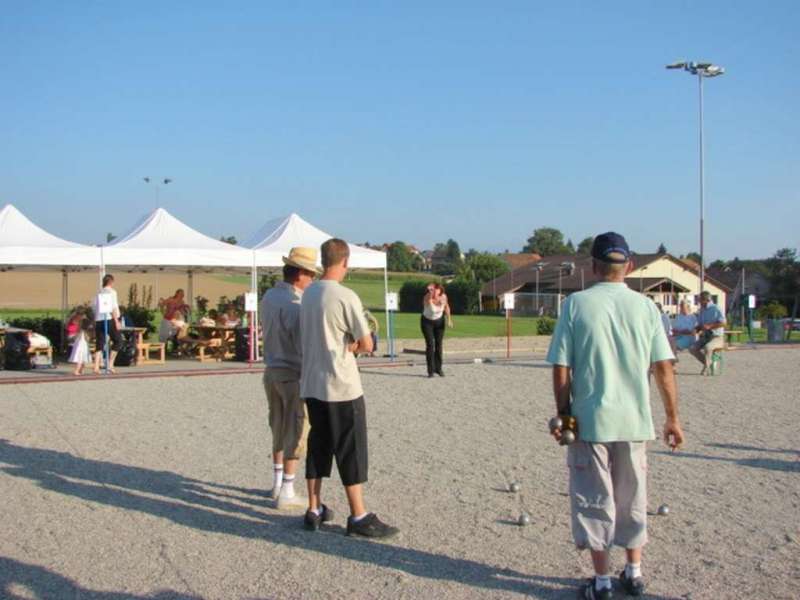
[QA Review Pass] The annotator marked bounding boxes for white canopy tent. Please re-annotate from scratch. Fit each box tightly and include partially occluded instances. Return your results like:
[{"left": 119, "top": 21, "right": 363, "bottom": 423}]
[
  {"left": 0, "top": 204, "right": 101, "bottom": 339},
  {"left": 244, "top": 213, "right": 387, "bottom": 269},
  {"left": 244, "top": 213, "right": 391, "bottom": 354},
  {"left": 102, "top": 207, "right": 257, "bottom": 312}
]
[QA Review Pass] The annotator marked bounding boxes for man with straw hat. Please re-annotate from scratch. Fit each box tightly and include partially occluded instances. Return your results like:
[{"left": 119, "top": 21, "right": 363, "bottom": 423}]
[{"left": 260, "top": 246, "right": 319, "bottom": 509}]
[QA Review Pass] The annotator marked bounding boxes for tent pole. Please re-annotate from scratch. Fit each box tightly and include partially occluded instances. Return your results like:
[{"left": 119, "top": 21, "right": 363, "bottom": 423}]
[
  {"left": 383, "top": 265, "right": 390, "bottom": 358},
  {"left": 61, "top": 269, "right": 68, "bottom": 352},
  {"left": 187, "top": 270, "right": 194, "bottom": 320},
  {"left": 250, "top": 251, "right": 257, "bottom": 363}
]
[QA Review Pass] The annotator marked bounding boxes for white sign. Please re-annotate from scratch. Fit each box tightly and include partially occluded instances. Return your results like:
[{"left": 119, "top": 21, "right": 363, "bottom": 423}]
[
  {"left": 244, "top": 292, "right": 258, "bottom": 312},
  {"left": 97, "top": 292, "right": 113, "bottom": 316},
  {"left": 748, "top": 294, "right": 756, "bottom": 309},
  {"left": 386, "top": 293, "right": 399, "bottom": 311},
  {"left": 503, "top": 293, "right": 515, "bottom": 311}
]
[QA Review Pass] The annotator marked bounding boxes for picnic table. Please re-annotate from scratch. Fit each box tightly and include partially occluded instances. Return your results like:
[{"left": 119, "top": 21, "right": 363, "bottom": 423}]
[{"left": 183, "top": 325, "right": 238, "bottom": 362}]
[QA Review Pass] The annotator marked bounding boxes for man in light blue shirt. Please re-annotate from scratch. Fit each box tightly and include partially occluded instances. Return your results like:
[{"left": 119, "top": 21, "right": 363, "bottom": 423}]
[
  {"left": 546, "top": 232, "right": 684, "bottom": 600},
  {"left": 689, "top": 291, "right": 726, "bottom": 375}
]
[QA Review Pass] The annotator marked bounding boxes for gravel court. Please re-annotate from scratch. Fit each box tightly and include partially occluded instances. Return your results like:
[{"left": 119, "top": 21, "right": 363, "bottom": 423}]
[{"left": 1, "top": 349, "right": 798, "bottom": 599}]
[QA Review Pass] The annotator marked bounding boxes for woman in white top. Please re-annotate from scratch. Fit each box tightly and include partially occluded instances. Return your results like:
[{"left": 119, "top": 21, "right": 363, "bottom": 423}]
[
  {"left": 421, "top": 283, "right": 453, "bottom": 377},
  {"left": 92, "top": 273, "right": 122, "bottom": 374}
]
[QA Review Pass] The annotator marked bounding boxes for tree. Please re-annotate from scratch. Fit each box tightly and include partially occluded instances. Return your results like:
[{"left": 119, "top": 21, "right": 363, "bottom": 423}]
[
  {"left": 386, "top": 241, "right": 416, "bottom": 272},
  {"left": 566, "top": 239, "right": 575, "bottom": 254},
  {"left": 220, "top": 235, "right": 238, "bottom": 245},
  {"left": 522, "top": 227, "right": 573, "bottom": 255},
  {"left": 106, "top": 232, "right": 116, "bottom": 243},
  {"left": 765, "top": 248, "right": 800, "bottom": 309},
  {"left": 464, "top": 253, "right": 510, "bottom": 285},
  {"left": 576, "top": 237, "right": 594, "bottom": 256},
  {"left": 709, "top": 259, "right": 727, "bottom": 270},
  {"left": 684, "top": 252, "right": 702, "bottom": 265},
  {"left": 657, "top": 242, "right": 668, "bottom": 254},
  {"left": 431, "top": 239, "right": 464, "bottom": 275}
]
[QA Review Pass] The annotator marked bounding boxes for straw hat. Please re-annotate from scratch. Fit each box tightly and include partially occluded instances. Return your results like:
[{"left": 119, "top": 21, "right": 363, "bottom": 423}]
[{"left": 282, "top": 247, "right": 320, "bottom": 273}]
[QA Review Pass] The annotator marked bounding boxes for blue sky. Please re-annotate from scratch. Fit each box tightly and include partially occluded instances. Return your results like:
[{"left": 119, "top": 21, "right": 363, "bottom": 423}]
[{"left": 2, "top": 1, "right": 798, "bottom": 260}]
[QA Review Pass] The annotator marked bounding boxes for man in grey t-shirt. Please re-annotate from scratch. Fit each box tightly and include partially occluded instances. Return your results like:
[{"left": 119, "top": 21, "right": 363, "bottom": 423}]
[{"left": 300, "top": 238, "right": 398, "bottom": 538}]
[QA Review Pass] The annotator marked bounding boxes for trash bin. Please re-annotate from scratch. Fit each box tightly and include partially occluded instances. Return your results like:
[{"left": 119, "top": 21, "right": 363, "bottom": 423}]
[{"left": 766, "top": 319, "right": 785, "bottom": 343}]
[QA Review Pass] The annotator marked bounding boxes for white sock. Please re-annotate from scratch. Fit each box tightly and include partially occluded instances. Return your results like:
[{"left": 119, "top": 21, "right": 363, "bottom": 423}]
[
  {"left": 280, "top": 475, "right": 295, "bottom": 498},
  {"left": 272, "top": 464, "right": 283, "bottom": 490},
  {"left": 625, "top": 562, "right": 642, "bottom": 579},
  {"left": 595, "top": 575, "right": 612, "bottom": 591},
  {"left": 351, "top": 512, "right": 369, "bottom": 522}
]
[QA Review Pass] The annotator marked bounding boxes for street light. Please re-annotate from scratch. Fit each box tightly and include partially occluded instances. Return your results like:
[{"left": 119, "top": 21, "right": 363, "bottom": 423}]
[
  {"left": 666, "top": 60, "right": 725, "bottom": 294},
  {"left": 143, "top": 177, "right": 173, "bottom": 207}
]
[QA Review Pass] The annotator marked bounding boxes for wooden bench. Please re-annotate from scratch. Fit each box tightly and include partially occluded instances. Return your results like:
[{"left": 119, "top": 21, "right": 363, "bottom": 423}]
[
  {"left": 724, "top": 330, "right": 743, "bottom": 345},
  {"left": 137, "top": 343, "right": 165, "bottom": 365}
]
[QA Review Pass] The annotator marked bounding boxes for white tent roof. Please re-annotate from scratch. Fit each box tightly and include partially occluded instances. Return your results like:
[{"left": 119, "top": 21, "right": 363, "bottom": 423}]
[
  {"left": 0, "top": 203, "right": 100, "bottom": 267},
  {"left": 245, "top": 213, "right": 386, "bottom": 269},
  {"left": 102, "top": 207, "right": 254, "bottom": 269}
]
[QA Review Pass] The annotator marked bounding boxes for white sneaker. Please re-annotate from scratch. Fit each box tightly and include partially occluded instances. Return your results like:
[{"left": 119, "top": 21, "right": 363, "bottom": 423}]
[
  {"left": 269, "top": 484, "right": 282, "bottom": 500},
  {"left": 276, "top": 493, "right": 307, "bottom": 510}
]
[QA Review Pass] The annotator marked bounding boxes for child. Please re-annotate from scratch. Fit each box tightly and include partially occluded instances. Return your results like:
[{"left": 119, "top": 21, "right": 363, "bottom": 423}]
[{"left": 69, "top": 317, "right": 93, "bottom": 376}]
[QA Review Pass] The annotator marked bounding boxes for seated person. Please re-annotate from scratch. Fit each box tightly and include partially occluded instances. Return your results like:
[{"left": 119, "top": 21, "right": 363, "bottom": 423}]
[
  {"left": 672, "top": 300, "right": 698, "bottom": 351},
  {"left": 219, "top": 305, "right": 241, "bottom": 328},
  {"left": 689, "top": 291, "right": 726, "bottom": 375},
  {"left": 158, "top": 289, "right": 190, "bottom": 343}
]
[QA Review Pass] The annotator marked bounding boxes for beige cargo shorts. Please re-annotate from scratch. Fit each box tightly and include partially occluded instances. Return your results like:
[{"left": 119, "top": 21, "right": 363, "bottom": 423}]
[
  {"left": 263, "top": 368, "right": 308, "bottom": 459},
  {"left": 567, "top": 441, "right": 648, "bottom": 551}
]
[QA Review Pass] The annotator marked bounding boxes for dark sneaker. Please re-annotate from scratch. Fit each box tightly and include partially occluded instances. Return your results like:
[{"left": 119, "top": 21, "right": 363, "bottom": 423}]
[
  {"left": 435, "top": 370, "right": 445, "bottom": 377},
  {"left": 619, "top": 569, "right": 645, "bottom": 596},
  {"left": 346, "top": 513, "right": 399, "bottom": 539},
  {"left": 303, "top": 504, "right": 334, "bottom": 531},
  {"left": 581, "top": 578, "right": 613, "bottom": 600}
]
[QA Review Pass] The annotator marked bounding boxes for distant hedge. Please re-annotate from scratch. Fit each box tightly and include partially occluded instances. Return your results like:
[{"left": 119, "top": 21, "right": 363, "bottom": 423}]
[
  {"left": 399, "top": 280, "right": 429, "bottom": 313},
  {"left": 398, "top": 279, "right": 481, "bottom": 315},
  {"left": 536, "top": 317, "right": 557, "bottom": 335}
]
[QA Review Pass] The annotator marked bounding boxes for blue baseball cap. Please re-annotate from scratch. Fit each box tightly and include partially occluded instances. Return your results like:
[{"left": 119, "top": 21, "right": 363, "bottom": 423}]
[{"left": 591, "top": 232, "right": 631, "bottom": 263}]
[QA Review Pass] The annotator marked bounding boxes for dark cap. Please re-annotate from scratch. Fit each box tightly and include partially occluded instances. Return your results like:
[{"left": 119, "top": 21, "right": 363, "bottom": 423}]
[{"left": 591, "top": 232, "right": 631, "bottom": 263}]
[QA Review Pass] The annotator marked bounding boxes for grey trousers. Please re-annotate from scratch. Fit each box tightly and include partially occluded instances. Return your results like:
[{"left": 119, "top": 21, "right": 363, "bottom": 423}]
[{"left": 568, "top": 441, "right": 648, "bottom": 551}]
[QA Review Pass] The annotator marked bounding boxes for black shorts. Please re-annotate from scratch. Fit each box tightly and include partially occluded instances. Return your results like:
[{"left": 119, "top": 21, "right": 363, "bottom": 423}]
[
  {"left": 94, "top": 320, "right": 121, "bottom": 353},
  {"left": 305, "top": 396, "right": 368, "bottom": 486}
]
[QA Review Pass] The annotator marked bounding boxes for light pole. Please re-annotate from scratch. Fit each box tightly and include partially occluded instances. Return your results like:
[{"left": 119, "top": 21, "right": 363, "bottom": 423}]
[
  {"left": 666, "top": 60, "right": 725, "bottom": 294},
  {"left": 143, "top": 177, "right": 173, "bottom": 208}
]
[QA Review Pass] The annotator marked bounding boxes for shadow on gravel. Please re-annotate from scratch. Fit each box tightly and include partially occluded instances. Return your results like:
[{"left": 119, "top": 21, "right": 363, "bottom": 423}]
[
  {"left": 706, "top": 442, "right": 800, "bottom": 456},
  {"left": 652, "top": 448, "right": 799, "bottom": 473},
  {"left": 0, "top": 439, "right": 603, "bottom": 598},
  {"left": 0, "top": 556, "right": 200, "bottom": 600},
  {"left": 358, "top": 369, "right": 430, "bottom": 379}
]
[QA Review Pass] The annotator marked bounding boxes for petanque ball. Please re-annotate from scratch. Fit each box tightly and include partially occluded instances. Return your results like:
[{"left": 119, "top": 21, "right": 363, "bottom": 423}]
[
  {"left": 509, "top": 482, "right": 520, "bottom": 493},
  {"left": 560, "top": 429, "right": 576, "bottom": 445},
  {"left": 657, "top": 504, "right": 670, "bottom": 516},
  {"left": 548, "top": 416, "right": 563, "bottom": 432},
  {"left": 518, "top": 513, "right": 530, "bottom": 526}
]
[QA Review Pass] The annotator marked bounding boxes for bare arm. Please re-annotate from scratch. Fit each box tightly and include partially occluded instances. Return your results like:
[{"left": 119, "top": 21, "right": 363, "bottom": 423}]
[
  {"left": 551, "top": 365, "right": 571, "bottom": 442},
  {"left": 652, "top": 360, "right": 685, "bottom": 450},
  {"left": 349, "top": 334, "right": 374, "bottom": 354}
]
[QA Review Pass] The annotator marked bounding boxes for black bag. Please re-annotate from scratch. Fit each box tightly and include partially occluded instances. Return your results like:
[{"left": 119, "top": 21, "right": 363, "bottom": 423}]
[
  {"left": 114, "top": 330, "right": 138, "bottom": 367},
  {"left": 4, "top": 332, "right": 32, "bottom": 371}
]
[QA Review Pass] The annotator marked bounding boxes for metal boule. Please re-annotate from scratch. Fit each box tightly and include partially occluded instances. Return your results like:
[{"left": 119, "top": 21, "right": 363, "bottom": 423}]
[
  {"left": 560, "top": 429, "right": 576, "bottom": 445},
  {"left": 657, "top": 504, "right": 670, "bottom": 516},
  {"left": 548, "top": 416, "right": 563, "bottom": 432},
  {"left": 518, "top": 513, "right": 530, "bottom": 526},
  {"left": 509, "top": 482, "right": 520, "bottom": 493}
]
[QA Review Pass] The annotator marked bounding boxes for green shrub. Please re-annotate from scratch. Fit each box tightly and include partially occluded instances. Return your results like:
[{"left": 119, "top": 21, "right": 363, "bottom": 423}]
[
  {"left": 122, "top": 305, "right": 157, "bottom": 335},
  {"left": 445, "top": 279, "right": 481, "bottom": 315},
  {"left": 536, "top": 317, "right": 557, "bottom": 335},
  {"left": 8, "top": 317, "right": 64, "bottom": 348},
  {"left": 756, "top": 301, "right": 788, "bottom": 320},
  {"left": 399, "top": 280, "right": 430, "bottom": 313}
]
